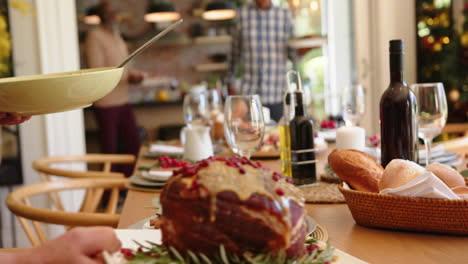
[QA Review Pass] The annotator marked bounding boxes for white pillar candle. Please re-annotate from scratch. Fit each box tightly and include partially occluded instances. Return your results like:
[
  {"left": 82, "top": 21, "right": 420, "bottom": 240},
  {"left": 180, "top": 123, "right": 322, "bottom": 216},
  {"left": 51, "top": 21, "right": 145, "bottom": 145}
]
[{"left": 336, "top": 126, "right": 366, "bottom": 151}]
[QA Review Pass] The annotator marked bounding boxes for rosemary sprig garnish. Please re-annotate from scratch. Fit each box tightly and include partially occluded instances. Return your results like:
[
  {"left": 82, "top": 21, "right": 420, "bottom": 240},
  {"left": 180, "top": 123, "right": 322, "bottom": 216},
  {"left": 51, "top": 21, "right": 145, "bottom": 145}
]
[{"left": 122, "top": 239, "right": 334, "bottom": 264}]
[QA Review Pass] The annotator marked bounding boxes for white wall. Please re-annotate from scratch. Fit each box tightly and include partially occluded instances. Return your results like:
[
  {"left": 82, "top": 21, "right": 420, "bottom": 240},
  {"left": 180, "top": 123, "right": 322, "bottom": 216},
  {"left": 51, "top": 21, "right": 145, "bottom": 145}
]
[
  {"left": 353, "top": 0, "right": 417, "bottom": 136},
  {"left": 1, "top": 0, "right": 85, "bottom": 247}
]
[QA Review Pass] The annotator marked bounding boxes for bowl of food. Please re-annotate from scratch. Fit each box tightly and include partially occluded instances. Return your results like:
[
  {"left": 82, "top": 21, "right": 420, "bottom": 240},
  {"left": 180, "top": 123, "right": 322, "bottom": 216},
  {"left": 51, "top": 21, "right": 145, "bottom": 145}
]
[
  {"left": 0, "top": 67, "right": 123, "bottom": 115},
  {"left": 329, "top": 149, "right": 468, "bottom": 235}
]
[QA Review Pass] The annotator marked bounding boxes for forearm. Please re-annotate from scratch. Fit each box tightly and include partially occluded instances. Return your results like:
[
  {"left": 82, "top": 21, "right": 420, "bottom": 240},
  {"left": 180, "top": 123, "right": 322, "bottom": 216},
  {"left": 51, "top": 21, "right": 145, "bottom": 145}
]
[{"left": 0, "top": 250, "right": 38, "bottom": 264}]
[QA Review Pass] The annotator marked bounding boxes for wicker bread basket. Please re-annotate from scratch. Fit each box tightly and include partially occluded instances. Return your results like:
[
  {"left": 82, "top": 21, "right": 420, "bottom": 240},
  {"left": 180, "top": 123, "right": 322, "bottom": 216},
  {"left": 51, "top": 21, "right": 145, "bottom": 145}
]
[{"left": 338, "top": 178, "right": 468, "bottom": 235}]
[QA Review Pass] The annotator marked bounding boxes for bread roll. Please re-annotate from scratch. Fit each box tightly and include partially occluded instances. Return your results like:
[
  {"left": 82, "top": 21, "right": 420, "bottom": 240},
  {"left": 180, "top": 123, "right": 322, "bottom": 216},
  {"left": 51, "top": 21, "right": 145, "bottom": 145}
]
[
  {"left": 426, "top": 162, "right": 465, "bottom": 188},
  {"left": 379, "top": 159, "right": 425, "bottom": 190},
  {"left": 328, "top": 149, "right": 383, "bottom": 193},
  {"left": 452, "top": 186, "right": 468, "bottom": 199}
]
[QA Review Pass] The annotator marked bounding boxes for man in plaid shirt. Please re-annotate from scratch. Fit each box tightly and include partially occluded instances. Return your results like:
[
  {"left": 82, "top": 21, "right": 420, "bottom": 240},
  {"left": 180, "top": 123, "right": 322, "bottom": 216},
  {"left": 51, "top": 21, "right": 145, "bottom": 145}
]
[{"left": 229, "top": 0, "right": 296, "bottom": 122}]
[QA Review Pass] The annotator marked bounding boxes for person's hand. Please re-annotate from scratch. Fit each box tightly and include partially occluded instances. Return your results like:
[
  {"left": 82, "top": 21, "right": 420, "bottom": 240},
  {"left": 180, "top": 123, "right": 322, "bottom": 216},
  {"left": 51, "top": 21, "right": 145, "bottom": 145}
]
[
  {"left": 0, "top": 112, "right": 31, "bottom": 125},
  {"left": 17, "top": 227, "right": 121, "bottom": 264}
]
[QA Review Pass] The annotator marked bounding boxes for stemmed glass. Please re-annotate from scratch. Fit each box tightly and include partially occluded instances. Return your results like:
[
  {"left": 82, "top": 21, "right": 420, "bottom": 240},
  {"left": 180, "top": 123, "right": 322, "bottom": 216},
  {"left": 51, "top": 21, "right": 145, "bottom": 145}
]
[
  {"left": 341, "top": 84, "right": 365, "bottom": 126},
  {"left": 183, "top": 91, "right": 209, "bottom": 126},
  {"left": 411, "top": 83, "right": 448, "bottom": 165},
  {"left": 224, "top": 95, "right": 265, "bottom": 159}
]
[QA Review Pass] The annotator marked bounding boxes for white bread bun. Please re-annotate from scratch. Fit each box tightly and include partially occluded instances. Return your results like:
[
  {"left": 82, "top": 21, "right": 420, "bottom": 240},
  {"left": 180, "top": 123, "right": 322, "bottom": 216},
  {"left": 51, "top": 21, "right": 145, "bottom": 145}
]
[
  {"left": 379, "top": 159, "right": 425, "bottom": 190},
  {"left": 452, "top": 186, "right": 468, "bottom": 199},
  {"left": 426, "top": 162, "right": 465, "bottom": 188}
]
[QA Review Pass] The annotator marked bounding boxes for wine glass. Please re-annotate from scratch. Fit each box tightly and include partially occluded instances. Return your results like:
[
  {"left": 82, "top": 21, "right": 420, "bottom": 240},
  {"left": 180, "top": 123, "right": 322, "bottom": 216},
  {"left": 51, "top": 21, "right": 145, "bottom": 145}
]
[
  {"left": 183, "top": 90, "right": 209, "bottom": 126},
  {"left": 341, "top": 84, "right": 365, "bottom": 126},
  {"left": 224, "top": 95, "right": 265, "bottom": 159},
  {"left": 411, "top": 83, "right": 448, "bottom": 165}
]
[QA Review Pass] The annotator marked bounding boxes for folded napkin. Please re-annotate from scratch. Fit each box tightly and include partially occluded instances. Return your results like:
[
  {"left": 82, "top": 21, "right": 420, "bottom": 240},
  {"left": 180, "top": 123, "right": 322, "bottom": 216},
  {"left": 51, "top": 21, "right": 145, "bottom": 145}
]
[
  {"left": 149, "top": 144, "right": 184, "bottom": 155},
  {"left": 380, "top": 172, "right": 460, "bottom": 199},
  {"left": 141, "top": 170, "right": 173, "bottom": 182},
  {"left": 418, "top": 144, "right": 445, "bottom": 159}
]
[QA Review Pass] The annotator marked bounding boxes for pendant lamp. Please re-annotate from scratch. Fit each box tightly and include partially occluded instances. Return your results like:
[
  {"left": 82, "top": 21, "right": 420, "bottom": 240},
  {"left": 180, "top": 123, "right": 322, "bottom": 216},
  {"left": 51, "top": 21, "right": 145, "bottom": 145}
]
[
  {"left": 83, "top": 5, "right": 101, "bottom": 25},
  {"left": 202, "top": 0, "right": 236, "bottom": 21},
  {"left": 145, "top": 1, "right": 181, "bottom": 23}
]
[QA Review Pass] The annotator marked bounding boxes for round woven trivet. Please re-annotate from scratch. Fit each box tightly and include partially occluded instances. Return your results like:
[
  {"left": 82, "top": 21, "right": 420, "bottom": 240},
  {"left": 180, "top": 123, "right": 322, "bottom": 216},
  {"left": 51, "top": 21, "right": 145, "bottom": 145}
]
[
  {"left": 300, "top": 182, "right": 345, "bottom": 203},
  {"left": 309, "top": 224, "right": 329, "bottom": 242}
]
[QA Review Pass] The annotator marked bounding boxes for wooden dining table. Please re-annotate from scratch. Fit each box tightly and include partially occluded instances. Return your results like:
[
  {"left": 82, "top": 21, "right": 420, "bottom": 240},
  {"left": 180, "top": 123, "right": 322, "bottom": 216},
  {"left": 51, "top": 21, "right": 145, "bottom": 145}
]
[{"left": 118, "top": 136, "right": 468, "bottom": 264}]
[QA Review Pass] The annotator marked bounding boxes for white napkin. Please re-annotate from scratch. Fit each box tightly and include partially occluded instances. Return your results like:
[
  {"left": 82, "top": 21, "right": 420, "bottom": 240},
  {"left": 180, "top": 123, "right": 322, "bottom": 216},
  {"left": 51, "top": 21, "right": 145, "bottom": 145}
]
[
  {"left": 149, "top": 144, "right": 184, "bottom": 154},
  {"left": 380, "top": 172, "right": 460, "bottom": 200},
  {"left": 115, "top": 229, "right": 162, "bottom": 250},
  {"left": 141, "top": 170, "right": 173, "bottom": 181},
  {"left": 418, "top": 144, "right": 445, "bottom": 159}
]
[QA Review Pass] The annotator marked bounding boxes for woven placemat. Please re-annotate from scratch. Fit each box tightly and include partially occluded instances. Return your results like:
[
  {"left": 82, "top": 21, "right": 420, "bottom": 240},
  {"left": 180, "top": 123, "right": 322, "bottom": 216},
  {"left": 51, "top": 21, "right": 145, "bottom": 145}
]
[{"left": 300, "top": 182, "right": 345, "bottom": 204}]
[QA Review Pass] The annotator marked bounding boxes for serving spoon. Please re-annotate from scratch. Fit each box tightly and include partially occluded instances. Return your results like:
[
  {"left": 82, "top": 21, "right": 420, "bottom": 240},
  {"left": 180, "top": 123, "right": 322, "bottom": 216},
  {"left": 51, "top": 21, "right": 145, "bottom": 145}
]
[{"left": 118, "top": 18, "right": 183, "bottom": 68}]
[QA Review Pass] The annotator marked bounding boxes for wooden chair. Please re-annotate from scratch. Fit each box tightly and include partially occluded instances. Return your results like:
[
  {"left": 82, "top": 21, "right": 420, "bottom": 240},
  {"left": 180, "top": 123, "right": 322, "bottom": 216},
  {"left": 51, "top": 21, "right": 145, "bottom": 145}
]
[
  {"left": 33, "top": 154, "right": 136, "bottom": 180},
  {"left": 33, "top": 154, "right": 135, "bottom": 214},
  {"left": 6, "top": 178, "right": 128, "bottom": 247}
]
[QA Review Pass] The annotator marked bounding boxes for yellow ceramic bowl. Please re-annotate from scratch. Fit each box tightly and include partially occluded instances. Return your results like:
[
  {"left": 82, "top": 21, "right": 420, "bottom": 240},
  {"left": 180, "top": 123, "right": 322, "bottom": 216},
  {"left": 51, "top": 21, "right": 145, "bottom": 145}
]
[{"left": 0, "top": 67, "right": 123, "bottom": 115}]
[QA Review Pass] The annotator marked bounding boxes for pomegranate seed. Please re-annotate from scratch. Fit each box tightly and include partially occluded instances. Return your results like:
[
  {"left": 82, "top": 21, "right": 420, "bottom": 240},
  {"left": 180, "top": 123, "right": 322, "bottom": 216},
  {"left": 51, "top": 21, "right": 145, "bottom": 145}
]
[
  {"left": 161, "top": 163, "right": 169, "bottom": 169},
  {"left": 275, "top": 188, "right": 285, "bottom": 196},
  {"left": 171, "top": 158, "right": 178, "bottom": 164},
  {"left": 120, "top": 248, "right": 135, "bottom": 258},
  {"left": 190, "top": 179, "right": 200, "bottom": 190},
  {"left": 255, "top": 161, "right": 262, "bottom": 168},
  {"left": 273, "top": 172, "right": 283, "bottom": 180},
  {"left": 286, "top": 178, "right": 294, "bottom": 184},
  {"left": 239, "top": 167, "right": 246, "bottom": 174},
  {"left": 306, "top": 243, "right": 319, "bottom": 254},
  {"left": 199, "top": 160, "right": 209, "bottom": 168}
]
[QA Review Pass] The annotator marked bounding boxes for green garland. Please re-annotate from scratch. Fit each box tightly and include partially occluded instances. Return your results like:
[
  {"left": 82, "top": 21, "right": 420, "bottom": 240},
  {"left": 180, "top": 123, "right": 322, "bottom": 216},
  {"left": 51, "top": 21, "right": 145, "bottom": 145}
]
[{"left": 123, "top": 239, "right": 334, "bottom": 264}]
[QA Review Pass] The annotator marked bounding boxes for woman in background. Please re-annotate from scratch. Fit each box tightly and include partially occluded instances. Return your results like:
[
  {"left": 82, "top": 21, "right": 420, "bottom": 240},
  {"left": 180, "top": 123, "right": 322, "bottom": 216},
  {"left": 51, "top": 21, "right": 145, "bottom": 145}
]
[{"left": 85, "top": 0, "right": 145, "bottom": 176}]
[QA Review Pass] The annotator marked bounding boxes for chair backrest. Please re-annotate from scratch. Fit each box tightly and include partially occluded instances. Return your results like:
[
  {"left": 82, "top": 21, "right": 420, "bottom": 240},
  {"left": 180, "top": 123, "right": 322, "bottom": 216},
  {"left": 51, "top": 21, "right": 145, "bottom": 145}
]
[
  {"left": 33, "top": 154, "right": 135, "bottom": 179},
  {"left": 33, "top": 154, "right": 135, "bottom": 215},
  {"left": 6, "top": 178, "right": 128, "bottom": 247}
]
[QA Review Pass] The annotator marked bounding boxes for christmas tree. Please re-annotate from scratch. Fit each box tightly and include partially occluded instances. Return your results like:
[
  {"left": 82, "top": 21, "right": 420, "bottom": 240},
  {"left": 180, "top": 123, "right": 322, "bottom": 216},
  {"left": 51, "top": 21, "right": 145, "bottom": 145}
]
[{"left": 416, "top": 0, "right": 468, "bottom": 123}]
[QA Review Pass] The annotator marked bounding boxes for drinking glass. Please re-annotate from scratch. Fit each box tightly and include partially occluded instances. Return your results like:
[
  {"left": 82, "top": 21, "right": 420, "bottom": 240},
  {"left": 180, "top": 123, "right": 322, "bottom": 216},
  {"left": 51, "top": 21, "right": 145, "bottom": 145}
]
[
  {"left": 411, "top": 83, "right": 448, "bottom": 165},
  {"left": 341, "top": 84, "right": 365, "bottom": 126},
  {"left": 183, "top": 91, "right": 209, "bottom": 126},
  {"left": 224, "top": 95, "right": 265, "bottom": 158}
]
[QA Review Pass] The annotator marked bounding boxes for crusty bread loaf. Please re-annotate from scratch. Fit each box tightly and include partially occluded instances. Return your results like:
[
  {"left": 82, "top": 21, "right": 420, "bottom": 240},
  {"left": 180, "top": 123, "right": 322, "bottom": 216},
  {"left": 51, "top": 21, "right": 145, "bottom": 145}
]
[
  {"left": 452, "top": 186, "right": 468, "bottom": 199},
  {"left": 328, "top": 149, "right": 383, "bottom": 193},
  {"left": 426, "top": 162, "right": 465, "bottom": 188},
  {"left": 379, "top": 159, "right": 425, "bottom": 190}
]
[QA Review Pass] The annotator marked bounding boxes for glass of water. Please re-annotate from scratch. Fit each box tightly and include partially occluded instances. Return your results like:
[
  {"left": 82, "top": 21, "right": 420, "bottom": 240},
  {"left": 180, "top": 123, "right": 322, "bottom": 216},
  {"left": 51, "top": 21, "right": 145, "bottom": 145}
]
[
  {"left": 341, "top": 84, "right": 365, "bottom": 127},
  {"left": 224, "top": 95, "right": 265, "bottom": 159},
  {"left": 411, "top": 82, "right": 448, "bottom": 165}
]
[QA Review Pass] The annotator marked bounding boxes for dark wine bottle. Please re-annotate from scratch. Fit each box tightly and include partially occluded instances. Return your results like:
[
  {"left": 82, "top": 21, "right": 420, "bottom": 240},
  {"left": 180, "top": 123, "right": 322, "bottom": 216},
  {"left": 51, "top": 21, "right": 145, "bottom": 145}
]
[
  {"left": 289, "top": 86, "right": 316, "bottom": 185},
  {"left": 380, "top": 39, "right": 418, "bottom": 168}
]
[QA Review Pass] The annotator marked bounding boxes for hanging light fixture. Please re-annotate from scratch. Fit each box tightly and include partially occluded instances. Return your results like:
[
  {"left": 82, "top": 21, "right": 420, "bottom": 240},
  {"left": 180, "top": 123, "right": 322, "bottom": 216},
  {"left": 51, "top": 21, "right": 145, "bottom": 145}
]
[
  {"left": 83, "top": 5, "right": 101, "bottom": 25},
  {"left": 202, "top": 0, "right": 236, "bottom": 21},
  {"left": 144, "top": 1, "right": 181, "bottom": 23}
]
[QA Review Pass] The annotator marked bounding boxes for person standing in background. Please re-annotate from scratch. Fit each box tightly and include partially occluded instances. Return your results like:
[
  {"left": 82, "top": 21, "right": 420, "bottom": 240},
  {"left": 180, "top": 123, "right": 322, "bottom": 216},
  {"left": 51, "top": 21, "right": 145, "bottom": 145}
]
[
  {"left": 229, "top": 0, "right": 296, "bottom": 122},
  {"left": 85, "top": 0, "right": 144, "bottom": 176}
]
